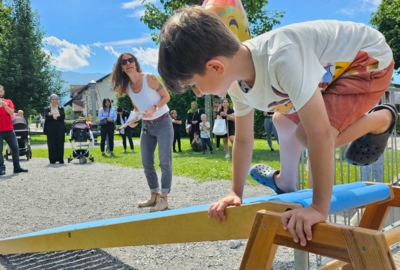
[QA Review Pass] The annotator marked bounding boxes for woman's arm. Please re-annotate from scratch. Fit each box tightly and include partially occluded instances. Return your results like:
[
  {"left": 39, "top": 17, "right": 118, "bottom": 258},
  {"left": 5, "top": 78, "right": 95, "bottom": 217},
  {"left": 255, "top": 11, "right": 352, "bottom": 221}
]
[
  {"left": 98, "top": 108, "right": 105, "bottom": 120},
  {"left": 58, "top": 106, "right": 66, "bottom": 121},
  {"left": 110, "top": 108, "right": 117, "bottom": 121},
  {"left": 144, "top": 74, "right": 170, "bottom": 118},
  {"left": 227, "top": 109, "right": 235, "bottom": 121},
  {"left": 44, "top": 107, "right": 53, "bottom": 121}
]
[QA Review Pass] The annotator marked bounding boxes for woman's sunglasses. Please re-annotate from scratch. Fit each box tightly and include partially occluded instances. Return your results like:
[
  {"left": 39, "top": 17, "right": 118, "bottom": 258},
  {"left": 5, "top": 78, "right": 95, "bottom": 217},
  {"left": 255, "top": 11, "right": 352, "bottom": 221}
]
[{"left": 121, "top": 57, "right": 135, "bottom": 66}]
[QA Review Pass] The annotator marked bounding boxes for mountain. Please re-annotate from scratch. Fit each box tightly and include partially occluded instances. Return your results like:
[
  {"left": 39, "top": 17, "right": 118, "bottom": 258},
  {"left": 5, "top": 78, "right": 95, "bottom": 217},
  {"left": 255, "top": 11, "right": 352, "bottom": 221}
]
[{"left": 61, "top": 71, "right": 107, "bottom": 85}]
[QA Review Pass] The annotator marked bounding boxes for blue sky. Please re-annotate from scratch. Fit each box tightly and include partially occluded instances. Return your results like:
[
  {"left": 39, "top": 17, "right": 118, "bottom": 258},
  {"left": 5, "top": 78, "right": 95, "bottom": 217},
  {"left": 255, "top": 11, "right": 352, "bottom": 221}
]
[{"left": 30, "top": 0, "right": 398, "bottom": 82}]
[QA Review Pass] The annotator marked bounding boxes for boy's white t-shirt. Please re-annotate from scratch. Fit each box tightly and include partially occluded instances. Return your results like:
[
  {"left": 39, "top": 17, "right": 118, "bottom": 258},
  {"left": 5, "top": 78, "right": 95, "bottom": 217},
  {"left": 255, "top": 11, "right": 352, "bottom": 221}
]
[
  {"left": 199, "top": 121, "right": 211, "bottom": 138},
  {"left": 228, "top": 20, "right": 393, "bottom": 117}
]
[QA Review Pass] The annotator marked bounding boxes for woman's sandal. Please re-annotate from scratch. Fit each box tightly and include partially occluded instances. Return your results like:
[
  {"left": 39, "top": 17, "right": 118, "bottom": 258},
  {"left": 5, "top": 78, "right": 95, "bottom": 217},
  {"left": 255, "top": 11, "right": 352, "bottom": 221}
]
[
  {"left": 249, "top": 164, "right": 286, "bottom": 194},
  {"left": 345, "top": 103, "right": 398, "bottom": 166}
]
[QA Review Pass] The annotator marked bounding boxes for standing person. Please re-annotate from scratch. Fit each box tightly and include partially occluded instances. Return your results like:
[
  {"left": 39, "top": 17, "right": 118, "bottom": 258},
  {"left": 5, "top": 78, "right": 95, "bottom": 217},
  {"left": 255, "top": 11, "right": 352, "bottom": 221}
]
[
  {"left": 199, "top": 114, "right": 214, "bottom": 154},
  {"left": 111, "top": 52, "right": 173, "bottom": 212},
  {"left": 263, "top": 111, "right": 279, "bottom": 151},
  {"left": 217, "top": 98, "right": 235, "bottom": 158},
  {"left": 98, "top": 98, "right": 117, "bottom": 157},
  {"left": 213, "top": 99, "right": 222, "bottom": 150},
  {"left": 43, "top": 94, "right": 66, "bottom": 164},
  {"left": 170, "top": 110, "right": 182, "bottom": 152},
  {"left": 0, "top": 85, "right": 28, "bottom": 175},
  {"left": 186, "top": 101, "right": 202, "bottom": 144},
  {"left": 116, "top": 106, "right": 135, "bottom": 153},
  {"left": 158, "top": 7, "right": 397, "bottom": 246}
]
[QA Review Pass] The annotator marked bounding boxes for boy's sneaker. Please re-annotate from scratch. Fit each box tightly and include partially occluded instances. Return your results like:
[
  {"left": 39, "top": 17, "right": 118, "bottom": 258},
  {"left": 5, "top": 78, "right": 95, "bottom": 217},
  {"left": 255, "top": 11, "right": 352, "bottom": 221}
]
[{"left": 225, "top": 154, "right": 230, "bottom": 158}]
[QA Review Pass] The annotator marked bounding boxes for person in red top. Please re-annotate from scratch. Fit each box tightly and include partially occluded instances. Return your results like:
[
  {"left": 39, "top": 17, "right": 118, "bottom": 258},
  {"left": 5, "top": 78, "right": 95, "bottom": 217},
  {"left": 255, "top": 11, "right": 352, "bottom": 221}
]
[{"left": 0, "top": 85, "right": 28, "bottom": 175}]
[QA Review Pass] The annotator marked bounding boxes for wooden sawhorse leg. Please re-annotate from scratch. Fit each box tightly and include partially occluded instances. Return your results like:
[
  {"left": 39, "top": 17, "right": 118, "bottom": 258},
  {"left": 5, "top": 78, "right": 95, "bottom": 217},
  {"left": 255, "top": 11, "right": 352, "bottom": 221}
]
[{"left": 240, "top": 210, "right": 396, "bottom": 270}]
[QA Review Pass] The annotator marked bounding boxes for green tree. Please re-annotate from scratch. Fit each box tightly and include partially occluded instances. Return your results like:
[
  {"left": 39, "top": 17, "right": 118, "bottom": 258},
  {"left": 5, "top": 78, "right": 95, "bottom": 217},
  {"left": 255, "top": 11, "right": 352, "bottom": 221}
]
[
  {"left": 0, "top": 0, "right": 63, "bottom": 117},
  {"left": 370, "top": 0, "right": 400, "bottom": 73},
  {"left": 141, "top": 0, "right": 285, "bottom": 42}
]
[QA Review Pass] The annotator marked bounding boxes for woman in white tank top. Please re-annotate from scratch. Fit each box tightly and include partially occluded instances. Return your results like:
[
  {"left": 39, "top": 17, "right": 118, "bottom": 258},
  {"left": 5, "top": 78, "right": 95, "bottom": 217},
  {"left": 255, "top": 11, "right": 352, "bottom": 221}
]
[{"left": 110, "top": 53, "right": 174, "bottom": 213}]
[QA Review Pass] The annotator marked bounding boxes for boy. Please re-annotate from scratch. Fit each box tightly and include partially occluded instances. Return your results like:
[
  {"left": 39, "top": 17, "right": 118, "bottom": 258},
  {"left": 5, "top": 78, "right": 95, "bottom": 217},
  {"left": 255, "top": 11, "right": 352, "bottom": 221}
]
[
  {"left": 191, "top": 132, "right": 202, "bottom": 152},
  {"left": 199, "top": 113, "right": 214, "bottom": 154},
  {"left": 158, "top": 6, "right": 397, "bottom": 246}
]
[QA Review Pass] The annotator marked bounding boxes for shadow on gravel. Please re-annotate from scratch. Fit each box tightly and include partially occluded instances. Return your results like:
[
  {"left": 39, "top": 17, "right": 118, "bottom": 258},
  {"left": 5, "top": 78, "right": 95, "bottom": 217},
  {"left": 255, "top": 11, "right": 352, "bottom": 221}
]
[{"left": 0, "top": 249, "right": 136, "bottom": 270}]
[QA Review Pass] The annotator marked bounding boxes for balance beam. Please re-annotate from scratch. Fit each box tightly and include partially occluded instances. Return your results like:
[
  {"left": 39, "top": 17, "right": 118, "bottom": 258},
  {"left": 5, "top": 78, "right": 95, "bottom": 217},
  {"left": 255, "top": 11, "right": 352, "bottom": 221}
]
[{"left": 0, "top": 182, "right": 393, "bottom": 256}]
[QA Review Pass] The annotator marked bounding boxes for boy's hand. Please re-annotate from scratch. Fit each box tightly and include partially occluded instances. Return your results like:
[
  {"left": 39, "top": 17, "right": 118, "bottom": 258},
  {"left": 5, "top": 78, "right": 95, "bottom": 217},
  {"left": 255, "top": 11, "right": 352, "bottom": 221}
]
[
  {"left": 281, "top": 205, "right": 326, "bottom": 247},
  {"left": 208, "top": 193, "right": 242, "bottom": 222}
]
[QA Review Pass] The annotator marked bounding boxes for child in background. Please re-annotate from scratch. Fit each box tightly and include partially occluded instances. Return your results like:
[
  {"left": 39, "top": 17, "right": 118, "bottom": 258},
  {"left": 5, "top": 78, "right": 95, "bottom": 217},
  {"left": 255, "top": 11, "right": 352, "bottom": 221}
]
[
  {"left": 191, "top": 132, "right": 202, "bottom": 152},
  {"left": 170, "top": 110, "right": 182, "bottom": 152},
  {"left": 199, "top": 113, "right": 214, "bottom": 154}
]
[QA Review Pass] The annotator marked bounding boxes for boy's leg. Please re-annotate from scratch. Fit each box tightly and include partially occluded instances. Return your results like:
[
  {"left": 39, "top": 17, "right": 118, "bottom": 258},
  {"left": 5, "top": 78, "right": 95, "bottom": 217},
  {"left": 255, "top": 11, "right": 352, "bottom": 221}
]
[
  {"left": 272, "top": 113, "right": 302, "bottom": 192},
  {"left": 201, "top": 138, "right": 206, "bottom": 153}
]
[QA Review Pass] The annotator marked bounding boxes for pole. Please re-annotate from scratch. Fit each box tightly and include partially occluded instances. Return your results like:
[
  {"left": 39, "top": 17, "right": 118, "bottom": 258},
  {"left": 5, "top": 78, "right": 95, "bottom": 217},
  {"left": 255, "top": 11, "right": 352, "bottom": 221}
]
[
  {"left": 89, "top": 80, "right": 97, "bottom": 123},
  {"left": 205, "top": 95, "right": 212, "bottom": 142}
]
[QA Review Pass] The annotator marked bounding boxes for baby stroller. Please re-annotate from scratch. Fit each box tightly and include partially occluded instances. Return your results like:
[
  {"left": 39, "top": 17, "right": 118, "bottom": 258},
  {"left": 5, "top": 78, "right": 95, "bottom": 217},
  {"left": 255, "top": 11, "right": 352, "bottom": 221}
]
[
  {"left": 5, "top": 116, "right": 32, "bottom": 161},
  {"left": 68, "top": 120, "right": 94, "bottom": 164}
]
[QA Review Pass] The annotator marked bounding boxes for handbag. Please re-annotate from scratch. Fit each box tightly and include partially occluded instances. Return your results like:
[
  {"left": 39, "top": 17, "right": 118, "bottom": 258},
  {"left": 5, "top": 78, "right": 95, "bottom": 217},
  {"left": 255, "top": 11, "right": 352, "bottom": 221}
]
[
  {"left": 185, "top": 120, "right": 192, "bottom": 134},
  {"left": 100, "top": 118, "right": 108, "bottom": 125},
  {"left": 213, "top": 118, "right": 227, "bottom": 136},
  {"left": 186, "top": 112, "right": 195, "bottom": 134}
]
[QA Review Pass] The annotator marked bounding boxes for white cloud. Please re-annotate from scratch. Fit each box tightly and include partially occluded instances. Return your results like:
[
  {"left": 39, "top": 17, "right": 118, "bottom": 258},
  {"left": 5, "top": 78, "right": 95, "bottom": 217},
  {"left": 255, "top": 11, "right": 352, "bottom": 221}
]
[
  {"left": 339, "top": 0, "right": 382, "bottom": 16},
  {"left": 362, "top": 0, "right": 382, "bottom": 11},
  {"left": 132, "top": 47, "right": 159, "bottom": 69},
  {"left": 93, "top": 35, "right": 151, "bottom": 48},
  {"left": 104, "top": 46, "right": 120, "bottom": 57},
  {"left": 339, "top": 8, "right": 355, "bottom": 16},
  {"left": 128, "top": 9, "right": 145, "bottom": 18},
  {"left": 121, "top": 0, "right": 157, "bottom": 10},
  {"left": 43, "top": 36, "right": 91, "bottom": 70}
]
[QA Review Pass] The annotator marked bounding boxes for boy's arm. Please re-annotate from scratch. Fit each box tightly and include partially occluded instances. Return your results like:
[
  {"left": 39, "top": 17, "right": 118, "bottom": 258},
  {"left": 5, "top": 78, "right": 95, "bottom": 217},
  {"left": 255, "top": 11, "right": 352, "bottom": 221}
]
[
  {"left": 208, "top": 109, "right": 254, "bottom": 221},
  {"left": 282, "top": 89, "right": 334, "bottom": 246}
]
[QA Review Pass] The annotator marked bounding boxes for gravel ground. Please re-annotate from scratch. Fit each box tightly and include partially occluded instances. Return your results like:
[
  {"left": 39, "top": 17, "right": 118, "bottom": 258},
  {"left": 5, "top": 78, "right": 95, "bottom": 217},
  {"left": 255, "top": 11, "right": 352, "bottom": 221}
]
[{"left": 0, "top": 156, "right": 296, "bottom": 270}]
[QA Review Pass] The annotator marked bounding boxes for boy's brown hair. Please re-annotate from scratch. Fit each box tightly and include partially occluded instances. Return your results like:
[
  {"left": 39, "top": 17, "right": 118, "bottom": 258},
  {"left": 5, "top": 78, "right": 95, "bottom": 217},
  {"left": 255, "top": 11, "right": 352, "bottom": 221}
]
[{"left": 158, "top": 6, "right": 241, "bottom": 94}]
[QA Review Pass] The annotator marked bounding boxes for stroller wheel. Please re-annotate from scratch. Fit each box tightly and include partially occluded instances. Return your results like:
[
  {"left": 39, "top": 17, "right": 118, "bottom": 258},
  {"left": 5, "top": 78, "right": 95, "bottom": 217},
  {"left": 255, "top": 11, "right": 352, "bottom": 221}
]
[{"left": 79, "top": 157, "right": 87, "bottom": 164}]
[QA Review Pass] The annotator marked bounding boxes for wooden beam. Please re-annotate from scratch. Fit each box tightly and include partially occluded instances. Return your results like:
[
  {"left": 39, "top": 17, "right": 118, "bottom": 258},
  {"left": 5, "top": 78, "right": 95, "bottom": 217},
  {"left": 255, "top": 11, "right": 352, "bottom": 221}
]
[{"left": 0, "top": 201, "right": 301, "bottom": 255}]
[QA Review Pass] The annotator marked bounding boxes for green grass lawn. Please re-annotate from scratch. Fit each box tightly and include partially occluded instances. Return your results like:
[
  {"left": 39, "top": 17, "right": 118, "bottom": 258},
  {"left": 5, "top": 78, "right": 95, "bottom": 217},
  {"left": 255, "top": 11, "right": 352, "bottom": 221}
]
[{"left": 25, "top": 135, "right": 400, "bottom": 186}]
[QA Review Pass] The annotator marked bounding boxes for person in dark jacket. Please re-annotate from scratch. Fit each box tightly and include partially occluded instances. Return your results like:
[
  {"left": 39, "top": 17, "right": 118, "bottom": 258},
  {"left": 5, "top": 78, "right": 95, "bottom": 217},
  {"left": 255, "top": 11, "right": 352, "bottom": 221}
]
[
  {"left": 186, "top": 101, "right": 202, "bottom": 145},
  {"left": 116, "top": 106, "right": 135, "bottom": 153},
  {"left": 43, "top": 94, "right": 66, "bottom": 164}
]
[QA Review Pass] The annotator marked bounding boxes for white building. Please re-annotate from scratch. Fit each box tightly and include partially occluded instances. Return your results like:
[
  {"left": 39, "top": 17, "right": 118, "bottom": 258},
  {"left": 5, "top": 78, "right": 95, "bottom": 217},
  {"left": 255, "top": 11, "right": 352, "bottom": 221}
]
[{"left": 64, "top": 74, "right": 116, "bottom": 121}]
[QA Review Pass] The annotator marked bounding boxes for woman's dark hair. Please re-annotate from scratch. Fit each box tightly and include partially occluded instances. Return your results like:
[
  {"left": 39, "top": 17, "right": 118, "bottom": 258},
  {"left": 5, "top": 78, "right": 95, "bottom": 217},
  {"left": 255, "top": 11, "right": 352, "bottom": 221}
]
[
  {"left": 102, "top": 98, "right": 112, "bottom": 110},
  {"left": 110, "top": 53, "right": 142, "bottom": 98}
]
